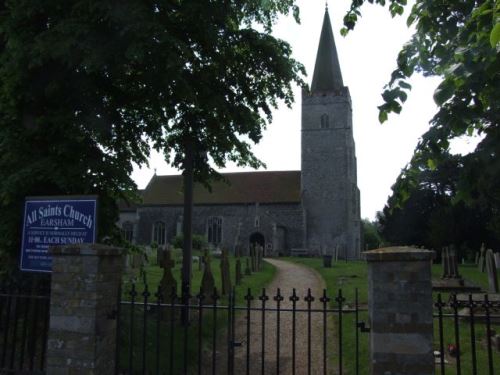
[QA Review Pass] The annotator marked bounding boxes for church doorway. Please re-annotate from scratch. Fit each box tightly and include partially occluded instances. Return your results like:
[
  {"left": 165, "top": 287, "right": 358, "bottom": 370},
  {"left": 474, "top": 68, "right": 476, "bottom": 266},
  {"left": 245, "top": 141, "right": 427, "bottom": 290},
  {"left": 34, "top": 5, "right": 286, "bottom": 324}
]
[{"left": 249, "top": 232, "right": 265, "bottom": 254}]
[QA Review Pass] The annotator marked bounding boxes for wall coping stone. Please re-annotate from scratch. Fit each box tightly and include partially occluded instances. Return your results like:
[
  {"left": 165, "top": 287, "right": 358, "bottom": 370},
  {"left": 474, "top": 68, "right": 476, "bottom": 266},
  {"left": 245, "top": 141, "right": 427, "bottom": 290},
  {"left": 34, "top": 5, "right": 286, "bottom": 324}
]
[
  {"left": 364, "top": 246, "right": 435, "bottom": 262},
  {"left": 49, "top": 244, "right": 123, "bottom": 256}
]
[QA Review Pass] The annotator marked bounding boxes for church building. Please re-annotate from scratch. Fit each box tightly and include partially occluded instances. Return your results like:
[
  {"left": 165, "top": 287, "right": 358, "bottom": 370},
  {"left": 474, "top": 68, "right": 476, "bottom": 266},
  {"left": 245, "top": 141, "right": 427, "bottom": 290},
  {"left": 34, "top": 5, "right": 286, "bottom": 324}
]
[{"left": 119, "top": 9, "right": 361, "bottom": 259}]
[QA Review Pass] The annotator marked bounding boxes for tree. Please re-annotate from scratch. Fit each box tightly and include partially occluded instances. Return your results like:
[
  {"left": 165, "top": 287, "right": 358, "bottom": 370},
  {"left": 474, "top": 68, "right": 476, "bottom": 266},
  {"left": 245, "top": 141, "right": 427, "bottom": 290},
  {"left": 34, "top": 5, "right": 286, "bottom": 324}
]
[
  {"left": 377, "top": 149, "right": 495, "bottom": 257},
  {"left": 0, "top": 1, "right": 304, "bottom": 275},
  {"left": 343, "top": 0, "right": 500, "bottom": 245},
  {"left": 362, "top": 219, "right": 383, "bottom": 250}
]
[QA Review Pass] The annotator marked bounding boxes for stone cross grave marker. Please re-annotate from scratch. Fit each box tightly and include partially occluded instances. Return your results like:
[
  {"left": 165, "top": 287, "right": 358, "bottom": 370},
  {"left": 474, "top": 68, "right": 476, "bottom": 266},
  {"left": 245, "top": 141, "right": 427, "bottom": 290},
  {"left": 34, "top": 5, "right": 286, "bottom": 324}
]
[
  {"left": 486, "top": 249, "right": 499, "bottom": 293},
  {"left": 200, "top": 250, "right": 215, "bottom": 304},
  {"left": 160, "top": 249, "right": 177, "bottom": 303}
]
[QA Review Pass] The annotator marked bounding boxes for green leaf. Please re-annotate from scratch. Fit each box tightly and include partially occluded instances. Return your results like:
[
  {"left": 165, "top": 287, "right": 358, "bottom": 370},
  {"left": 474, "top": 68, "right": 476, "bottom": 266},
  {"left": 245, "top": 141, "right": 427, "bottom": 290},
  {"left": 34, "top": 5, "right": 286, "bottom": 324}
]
[
  {"left": 378, "top": 110, "right": 388, "bottom": 123},
  {"left": 433, "top": 80, "right": 455, "bottom": 105},
  {"left": 427, "top": 158, "right": 437, "bottom": 170},
  {"left": 490, "top": 23, "right": 500, "bottom": 48}
]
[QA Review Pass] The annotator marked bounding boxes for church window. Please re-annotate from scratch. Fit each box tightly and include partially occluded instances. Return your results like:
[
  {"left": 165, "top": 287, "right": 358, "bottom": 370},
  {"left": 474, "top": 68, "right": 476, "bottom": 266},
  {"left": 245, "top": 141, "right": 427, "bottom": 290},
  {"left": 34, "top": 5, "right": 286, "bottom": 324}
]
[
  {"left": 121, "top": 222, "right": 134, "bottom": 242},
  {"left": 255, "top": 216, "right": 260, "bottom": 228},
  {"left": 152, "top": 221, "right": 166, "bottom": 245},
  {"left": 207, "top": 217, "right": 223, "bottom": 245},
  {"left": 320, "top": 114, "right": 329, "bottom": 129}
]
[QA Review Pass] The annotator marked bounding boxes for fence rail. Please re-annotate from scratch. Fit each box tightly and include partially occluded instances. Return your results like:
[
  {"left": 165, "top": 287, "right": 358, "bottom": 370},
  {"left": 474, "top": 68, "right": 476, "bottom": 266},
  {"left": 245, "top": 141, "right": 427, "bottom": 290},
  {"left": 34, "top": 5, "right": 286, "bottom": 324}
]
[
  {"left": 434, "top": 293, "right": 500, "bottom": 375},
  {"left": 0, "top": 281, "right": 50, "bottom": 374},
  {"left": 115, "top": 285, "right": 369, "bottom": 375}
]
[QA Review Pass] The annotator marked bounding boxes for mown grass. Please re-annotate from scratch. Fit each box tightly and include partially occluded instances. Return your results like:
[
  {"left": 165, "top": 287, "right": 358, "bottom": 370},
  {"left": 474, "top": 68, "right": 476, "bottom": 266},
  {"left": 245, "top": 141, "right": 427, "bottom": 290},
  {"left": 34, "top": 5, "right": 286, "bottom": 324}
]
[
  {"left": 287, "top": 257, "right": 500, "bottom": 375},
  {"left": 117, "top": 250, "right": 276, "bottom": 374}
]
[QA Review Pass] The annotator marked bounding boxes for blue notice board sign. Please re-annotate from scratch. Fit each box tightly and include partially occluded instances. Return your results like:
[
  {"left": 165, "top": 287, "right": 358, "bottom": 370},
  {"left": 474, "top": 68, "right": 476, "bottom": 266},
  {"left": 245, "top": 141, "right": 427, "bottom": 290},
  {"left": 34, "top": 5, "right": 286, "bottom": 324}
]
[{"left": 20, "top": 196, "right": 98, "bottom": 272}]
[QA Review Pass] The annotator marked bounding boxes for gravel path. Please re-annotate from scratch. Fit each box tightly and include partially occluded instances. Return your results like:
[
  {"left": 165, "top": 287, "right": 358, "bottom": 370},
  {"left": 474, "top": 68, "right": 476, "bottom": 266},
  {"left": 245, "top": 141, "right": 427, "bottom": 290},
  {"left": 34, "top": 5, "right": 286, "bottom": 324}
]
[{"left": 230, "top": 258, "right": 333, "bottom": 375}]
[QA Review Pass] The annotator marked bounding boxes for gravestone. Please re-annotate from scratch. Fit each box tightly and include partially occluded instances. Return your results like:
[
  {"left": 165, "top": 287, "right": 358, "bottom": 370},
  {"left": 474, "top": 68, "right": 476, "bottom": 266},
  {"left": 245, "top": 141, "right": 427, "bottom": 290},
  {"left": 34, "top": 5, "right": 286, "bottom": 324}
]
[
  {"left": 478, "top": 243, "right": 486, "bottom": 272},
  {"left": 485, "top": 249, "right": 499, "bottom": 293},
  {"left": 494, "top": 252, "right": 500, "bottom": 270},
  {"left": 200, "top": 250, "right": 215, "bottom": 304},
  {"left": 160, "top": 249, "right": 177, "bottom": 304},
  {"left": 441, "top": 247, "right": 450, "bottom": 278},
  {"left": 442, "top": 246, "right": 461, "bottom": 279},
  {"left": 220, "top": 248, "right": 231, "bottom": 295},
  {"left": 245, "top": 257, "right": 251, "bottom": 276},
  {"left": 157, "top": 244, "right": 169, "bottom": 266},
  {"left": 474, "top": 251, "right": 479, "bottom": 265},
  {"left": 235, "top": 257, "right": 242, "bottom": 285}
]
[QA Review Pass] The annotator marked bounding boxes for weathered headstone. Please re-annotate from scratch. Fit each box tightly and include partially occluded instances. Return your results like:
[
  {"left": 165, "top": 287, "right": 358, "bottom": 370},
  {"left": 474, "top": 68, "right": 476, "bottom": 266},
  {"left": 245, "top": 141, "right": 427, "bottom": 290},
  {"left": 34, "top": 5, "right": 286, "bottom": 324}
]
[
  {"left": 486, "top": 249, "right": 499, "bottom": 293},
  {"left": 220, "top": 248, "right": 231, "bottom": 295},
  {"left": 478, "top": 243, "right": 486, "bottom": 272},
  {"left": 200, "top": 250, "right": 215, "bottom": 304},
  {"left": 245, "top": 257, "right": 251, "bottom": 276},
  {"left": 441, "top": 247, "right": 450, "bottom": 278},
  {"left": 474, "top": 251, "right": 479, "bottom": 265},
  {"left": 449, "top": 246, "right": 460, "bottom": 278},
  {"left": 442, "top": 246, "right": 461, "bottom": 279},
  {"left": 157, "top": 244, "right": 169, "bottom": 266},
  {"left": 235, "top": 257, "right": 242, "bottom": 285},
  {"left": 160, "top": 249, "right": 177, "bottom": 310},
  {"left": 494, "top": 252, "right": 500, "bottom": 270}
]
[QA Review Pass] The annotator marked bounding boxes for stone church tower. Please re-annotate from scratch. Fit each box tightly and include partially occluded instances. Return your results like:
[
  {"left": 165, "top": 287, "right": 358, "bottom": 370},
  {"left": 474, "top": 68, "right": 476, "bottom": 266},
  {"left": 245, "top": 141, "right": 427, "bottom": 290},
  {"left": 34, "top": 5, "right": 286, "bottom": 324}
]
[{"left": 301, "top": 8, "right": 361, "bottom": 258}]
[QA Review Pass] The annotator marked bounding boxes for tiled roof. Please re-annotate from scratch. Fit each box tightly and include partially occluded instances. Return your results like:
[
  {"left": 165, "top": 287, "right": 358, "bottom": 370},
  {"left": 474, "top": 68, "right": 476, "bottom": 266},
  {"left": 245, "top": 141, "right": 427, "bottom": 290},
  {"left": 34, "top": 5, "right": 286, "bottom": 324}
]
[{"left": 141, "top": 171, "right": 301, "bottom": 205}]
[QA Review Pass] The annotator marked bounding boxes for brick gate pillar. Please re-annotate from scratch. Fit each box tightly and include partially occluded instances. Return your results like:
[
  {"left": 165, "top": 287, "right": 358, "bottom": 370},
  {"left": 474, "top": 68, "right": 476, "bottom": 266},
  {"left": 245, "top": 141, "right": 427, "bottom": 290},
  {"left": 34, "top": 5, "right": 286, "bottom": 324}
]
[
  {"left": 365, "top": 247, "right": 435, "bottom": 375},
  {"left": 46, "top": 244, "right": 123, "bottom": 374}
]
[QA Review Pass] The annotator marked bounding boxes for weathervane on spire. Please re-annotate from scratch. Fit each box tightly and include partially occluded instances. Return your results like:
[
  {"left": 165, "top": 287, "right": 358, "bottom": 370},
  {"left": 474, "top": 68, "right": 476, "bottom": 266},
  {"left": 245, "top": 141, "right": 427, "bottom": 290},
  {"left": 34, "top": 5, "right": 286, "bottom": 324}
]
[{"left": 325, "top": 0, "right": 329, "bottom": 10}]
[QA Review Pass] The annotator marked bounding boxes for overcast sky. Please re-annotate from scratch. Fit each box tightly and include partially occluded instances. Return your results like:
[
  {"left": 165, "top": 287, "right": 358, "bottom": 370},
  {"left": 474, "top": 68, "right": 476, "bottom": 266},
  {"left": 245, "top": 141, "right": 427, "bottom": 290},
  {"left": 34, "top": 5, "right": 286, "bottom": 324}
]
[{"left": 132, "top": 0, "right": 476, "bottom": 220}]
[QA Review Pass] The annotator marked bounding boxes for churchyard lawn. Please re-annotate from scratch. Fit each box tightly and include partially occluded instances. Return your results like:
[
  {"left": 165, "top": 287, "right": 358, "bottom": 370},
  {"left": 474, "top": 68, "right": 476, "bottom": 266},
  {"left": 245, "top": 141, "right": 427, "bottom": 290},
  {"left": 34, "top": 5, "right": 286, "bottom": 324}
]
[
  {"left": 117, "top": 249, "right": 276, "bottom": 373},
  {"left": 288, "top": 257, "right": 499, "bottom": 375}
]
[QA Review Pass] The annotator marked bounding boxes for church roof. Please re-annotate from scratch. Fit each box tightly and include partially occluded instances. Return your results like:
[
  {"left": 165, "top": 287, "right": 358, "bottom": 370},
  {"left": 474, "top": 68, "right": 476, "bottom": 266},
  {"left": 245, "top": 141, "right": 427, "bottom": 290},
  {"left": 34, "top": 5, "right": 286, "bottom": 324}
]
[
  {"left": 310, "top": 8, "right": 344, "bottom": 92},
  {"left": 141, "top": 171, "right": 301, "bottom": 205}
]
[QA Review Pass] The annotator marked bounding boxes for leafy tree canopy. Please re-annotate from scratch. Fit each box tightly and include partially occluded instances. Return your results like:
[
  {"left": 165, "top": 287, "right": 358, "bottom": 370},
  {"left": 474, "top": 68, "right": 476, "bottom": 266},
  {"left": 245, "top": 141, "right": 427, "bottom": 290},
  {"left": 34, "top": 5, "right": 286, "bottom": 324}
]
[
  {"left": 0, "top": 0, "right": 304, "bottom": 268},
  {"left": 344, "top": 0, "right": 499, "bottom": 249},
  {"left": 377, "top": 148, "right": 498, "bottom": 256}
]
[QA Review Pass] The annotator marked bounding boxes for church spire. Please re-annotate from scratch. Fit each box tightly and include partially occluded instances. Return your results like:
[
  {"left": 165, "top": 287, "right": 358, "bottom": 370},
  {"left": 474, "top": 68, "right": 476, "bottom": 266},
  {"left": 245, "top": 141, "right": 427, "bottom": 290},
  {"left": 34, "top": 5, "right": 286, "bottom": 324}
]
[{"left": 310, "top": 8, "right": 344, "bottom": 93}]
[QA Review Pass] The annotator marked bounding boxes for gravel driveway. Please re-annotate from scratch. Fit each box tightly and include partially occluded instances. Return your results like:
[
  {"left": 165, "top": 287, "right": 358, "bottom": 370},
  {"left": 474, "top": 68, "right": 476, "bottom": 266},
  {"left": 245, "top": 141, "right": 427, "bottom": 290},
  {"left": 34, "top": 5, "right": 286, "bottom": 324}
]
[{"left": 229, "top": 258, "right": 333, "bottom": 375}]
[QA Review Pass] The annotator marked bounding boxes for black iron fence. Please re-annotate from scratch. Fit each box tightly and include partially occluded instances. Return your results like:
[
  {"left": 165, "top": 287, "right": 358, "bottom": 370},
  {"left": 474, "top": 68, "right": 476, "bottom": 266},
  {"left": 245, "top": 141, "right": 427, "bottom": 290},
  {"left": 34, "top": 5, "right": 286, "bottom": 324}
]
[
  {"left": 0, "top": 276, "right": 50, "bottom": 374},
  {"left": 434, "top": 293, "right": 500, "bottom": 375},
  {"left": 115, "top": 285, "right": 369, "bottom": 375}
]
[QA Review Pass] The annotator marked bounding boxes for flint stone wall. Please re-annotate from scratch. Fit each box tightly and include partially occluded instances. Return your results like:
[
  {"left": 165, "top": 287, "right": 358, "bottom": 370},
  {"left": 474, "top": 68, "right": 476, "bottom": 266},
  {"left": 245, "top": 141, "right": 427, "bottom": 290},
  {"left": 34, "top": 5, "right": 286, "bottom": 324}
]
[
  {"left": 46, "top": 244, "right": 123, "bottom": 375},
  {"left": 366, "top": 247, "right": 435, "bottom": 375}
]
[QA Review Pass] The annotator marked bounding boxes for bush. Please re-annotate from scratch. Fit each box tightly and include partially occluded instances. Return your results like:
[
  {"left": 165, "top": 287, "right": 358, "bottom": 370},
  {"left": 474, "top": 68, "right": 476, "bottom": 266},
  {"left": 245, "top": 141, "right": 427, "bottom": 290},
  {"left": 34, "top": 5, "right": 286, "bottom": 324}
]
[{"left": 171, "top": 233, "right": 208, "bottom": 251}]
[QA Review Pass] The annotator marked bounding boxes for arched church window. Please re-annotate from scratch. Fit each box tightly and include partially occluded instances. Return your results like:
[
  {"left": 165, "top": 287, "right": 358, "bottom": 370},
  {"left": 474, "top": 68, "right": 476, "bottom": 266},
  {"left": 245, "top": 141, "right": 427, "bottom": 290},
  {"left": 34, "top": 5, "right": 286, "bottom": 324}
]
[
  {"left": 152, "top": 221, "right": 166, "bottom": 245},
  {"left": 320, "top": 114, "right": 329, "bottom": 129},
  {"left": 121, "top": 221, "right": 134, "bottom": 242},
  {"left": 207, "top": 217, "right": 223, "bottom": 245}
]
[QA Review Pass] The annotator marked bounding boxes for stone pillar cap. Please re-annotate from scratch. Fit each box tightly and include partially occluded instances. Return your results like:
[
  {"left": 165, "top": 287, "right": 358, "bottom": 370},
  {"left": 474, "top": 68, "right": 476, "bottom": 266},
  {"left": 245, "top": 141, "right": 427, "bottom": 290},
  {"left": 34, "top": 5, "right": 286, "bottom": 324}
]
[
  {"left": 364, "top": 246, "right": 435, "bottom": 262},
  {"left": 49, "top": 243, "right": 123, "bottom": 256}
]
